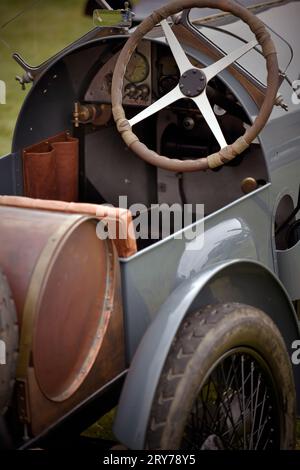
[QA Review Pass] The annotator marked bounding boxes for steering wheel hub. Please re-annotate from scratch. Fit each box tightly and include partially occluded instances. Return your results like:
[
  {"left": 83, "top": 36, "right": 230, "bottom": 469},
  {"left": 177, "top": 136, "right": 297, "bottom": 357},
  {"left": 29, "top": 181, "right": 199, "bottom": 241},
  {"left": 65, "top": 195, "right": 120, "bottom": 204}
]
[{"left": 179, "top": 68, "right": 206, "bottom": 97}]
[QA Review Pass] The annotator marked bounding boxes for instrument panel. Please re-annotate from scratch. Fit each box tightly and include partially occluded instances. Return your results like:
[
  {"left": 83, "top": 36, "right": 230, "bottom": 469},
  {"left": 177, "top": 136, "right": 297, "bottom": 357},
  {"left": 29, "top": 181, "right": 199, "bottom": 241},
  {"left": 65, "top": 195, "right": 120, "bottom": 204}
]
[
  {"left": 84, "top": 40, "right": 184, "bottom": 109},
  {"left": 84, "top": 40, "right": 152, "bottom": 106}
]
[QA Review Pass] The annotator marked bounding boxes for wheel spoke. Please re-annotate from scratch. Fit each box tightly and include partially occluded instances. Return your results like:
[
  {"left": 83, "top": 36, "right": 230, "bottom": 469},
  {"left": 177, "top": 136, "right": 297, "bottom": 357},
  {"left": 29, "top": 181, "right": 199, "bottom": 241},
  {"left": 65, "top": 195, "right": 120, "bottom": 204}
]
[
  {"left": 210, "top": 368, "right": 243, "bottom": 448},
  {"left": 230, "top": 355, "right": 244, "bottom": 419},
  {"left": 219, "top": 362, "right": 242, "bottom": 443},
  {"left": 254, "top": 414, "right": 269, "bottom": 449},
  {"left": 160, "top": 20, "right": 192, "bottom": 74},
  {"left": 241, "top": 355, "right": 247, "bottom": 449},
  {"left": 128, "top": 84, "right": 182, "bottom": 127},
  {"left": 182, "top": 351, "right": 279, "bottom": 451},
  {"left": 203, "top": 39, "right": 258, "bottom": 82},
  {"left": 192, "top": 91, "right": 227, "bottom": 149},
  {"left": 250, "top": 361, "right": 254, "bottom": 448},
  {"left": 249, "top": 367, "right": 261, "bottom": 449},
  {"left": 254, "top": 389, "right": 268, "bottom": 449}
]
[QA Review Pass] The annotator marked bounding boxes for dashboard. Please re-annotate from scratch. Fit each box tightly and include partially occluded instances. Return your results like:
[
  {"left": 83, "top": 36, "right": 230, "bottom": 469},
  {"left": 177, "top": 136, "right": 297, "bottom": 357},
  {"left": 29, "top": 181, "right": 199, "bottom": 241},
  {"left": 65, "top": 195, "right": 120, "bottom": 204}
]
[
  {"left": 84, "top": 39, "right": 189, "bottom": 108},
  {"left": 85, "top": 40, "right": 153, "bottom": 106},
  {"left": 82, "top": 38, "right": 269, "bottom": 232}
]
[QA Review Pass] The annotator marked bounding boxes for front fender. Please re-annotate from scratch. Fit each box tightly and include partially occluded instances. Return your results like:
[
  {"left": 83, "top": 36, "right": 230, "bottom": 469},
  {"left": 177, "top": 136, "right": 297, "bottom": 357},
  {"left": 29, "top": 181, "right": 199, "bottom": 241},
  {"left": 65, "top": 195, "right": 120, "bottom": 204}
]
[{"left": 114, "top": 259, "right": 300, "bottom": 449}]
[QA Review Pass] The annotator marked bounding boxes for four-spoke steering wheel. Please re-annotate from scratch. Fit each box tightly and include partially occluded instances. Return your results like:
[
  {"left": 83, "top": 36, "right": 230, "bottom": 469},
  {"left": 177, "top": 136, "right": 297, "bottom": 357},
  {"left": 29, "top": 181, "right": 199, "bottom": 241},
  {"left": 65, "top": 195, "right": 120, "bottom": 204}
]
[{"left": 111, "top": 0, "right": 279, "bottom": 172}]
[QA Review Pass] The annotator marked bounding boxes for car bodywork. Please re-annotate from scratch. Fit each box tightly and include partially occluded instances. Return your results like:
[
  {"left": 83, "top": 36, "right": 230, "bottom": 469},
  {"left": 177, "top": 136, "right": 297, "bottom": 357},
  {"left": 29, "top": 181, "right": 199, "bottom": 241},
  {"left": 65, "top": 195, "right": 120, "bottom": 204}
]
[{"left": 0, "top": 0, "right": 300, "bottom": 449}]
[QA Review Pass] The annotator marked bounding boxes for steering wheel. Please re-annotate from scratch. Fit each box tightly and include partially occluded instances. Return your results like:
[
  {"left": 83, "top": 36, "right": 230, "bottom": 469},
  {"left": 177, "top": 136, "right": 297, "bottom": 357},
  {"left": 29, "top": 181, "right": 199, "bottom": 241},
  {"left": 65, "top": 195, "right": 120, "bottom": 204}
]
[{"left": 111, "top": 0, "right": 279, "bottom": 172}]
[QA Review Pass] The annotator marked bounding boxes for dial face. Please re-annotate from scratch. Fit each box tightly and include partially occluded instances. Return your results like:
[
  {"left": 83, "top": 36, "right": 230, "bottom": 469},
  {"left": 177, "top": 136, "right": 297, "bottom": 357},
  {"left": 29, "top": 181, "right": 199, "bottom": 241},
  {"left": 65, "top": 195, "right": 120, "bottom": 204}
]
[{"left": 125, "top": 51, "right": 149, "bottom": 84}]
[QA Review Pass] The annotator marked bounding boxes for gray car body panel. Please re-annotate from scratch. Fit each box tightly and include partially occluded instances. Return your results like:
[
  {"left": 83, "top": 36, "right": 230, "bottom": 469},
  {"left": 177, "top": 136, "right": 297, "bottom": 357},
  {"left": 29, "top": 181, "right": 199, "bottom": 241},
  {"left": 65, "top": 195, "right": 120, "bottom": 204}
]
[{"left": 0, "top": 1, "right": 300, "bottom": 449}]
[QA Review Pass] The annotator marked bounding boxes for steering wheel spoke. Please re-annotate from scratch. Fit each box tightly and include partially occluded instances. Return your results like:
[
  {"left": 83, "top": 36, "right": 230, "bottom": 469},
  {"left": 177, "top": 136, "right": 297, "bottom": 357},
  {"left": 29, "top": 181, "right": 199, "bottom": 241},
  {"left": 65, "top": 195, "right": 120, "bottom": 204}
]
[
  {"left": 203, "top": 39, "right": 258, "bottom": 82},
  {"left": 160, "top": 19, "right": 192, "bottom": 74},
  {"left": 193, "top": 92, "right": 227, "bottom": 149},
  {"left": 128, "top": 84, "right": 183, "bottom": 127}
]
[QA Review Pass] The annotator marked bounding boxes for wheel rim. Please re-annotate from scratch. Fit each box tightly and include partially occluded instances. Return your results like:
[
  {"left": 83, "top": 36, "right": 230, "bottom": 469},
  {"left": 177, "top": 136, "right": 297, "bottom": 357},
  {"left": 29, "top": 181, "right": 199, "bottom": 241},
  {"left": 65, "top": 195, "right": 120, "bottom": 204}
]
[{"left": 182, "top": 348, "right": 281, "bottom": 450}]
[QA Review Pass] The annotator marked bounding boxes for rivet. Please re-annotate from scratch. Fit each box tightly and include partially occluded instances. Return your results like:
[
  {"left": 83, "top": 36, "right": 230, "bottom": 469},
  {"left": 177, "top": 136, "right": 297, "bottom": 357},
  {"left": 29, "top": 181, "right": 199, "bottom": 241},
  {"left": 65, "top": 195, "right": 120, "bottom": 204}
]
[{"left": 241, "top": 177, "right": 258, "bottom": 194}]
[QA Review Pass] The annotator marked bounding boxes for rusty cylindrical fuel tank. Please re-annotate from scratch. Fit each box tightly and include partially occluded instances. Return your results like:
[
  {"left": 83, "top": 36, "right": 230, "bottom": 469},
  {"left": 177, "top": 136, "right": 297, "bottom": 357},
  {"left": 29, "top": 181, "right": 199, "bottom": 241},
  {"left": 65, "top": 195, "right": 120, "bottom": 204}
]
[{"left": 0, "top": 205, "right": 125, "bottom": 436}]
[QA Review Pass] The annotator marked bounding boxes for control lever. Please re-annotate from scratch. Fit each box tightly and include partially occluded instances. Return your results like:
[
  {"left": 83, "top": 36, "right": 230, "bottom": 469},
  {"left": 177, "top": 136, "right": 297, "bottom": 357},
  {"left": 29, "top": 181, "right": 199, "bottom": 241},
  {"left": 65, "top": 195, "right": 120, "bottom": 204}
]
[{"left": 97, "top": 0, "right": 114, "bottom": 9}]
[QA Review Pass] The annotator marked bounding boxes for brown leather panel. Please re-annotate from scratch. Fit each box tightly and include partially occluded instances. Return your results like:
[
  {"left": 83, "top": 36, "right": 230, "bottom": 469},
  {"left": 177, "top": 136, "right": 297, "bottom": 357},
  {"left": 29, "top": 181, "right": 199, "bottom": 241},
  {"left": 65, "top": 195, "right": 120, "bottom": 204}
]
[
  {"left": 22, "top": 131, "right": 79, "bottom": 202},
  {"left": 23, "top": 143, "right": 57, "bottom": 199},
  {"left": 51, "top": 138, "right": 79, "bottom": 202}
]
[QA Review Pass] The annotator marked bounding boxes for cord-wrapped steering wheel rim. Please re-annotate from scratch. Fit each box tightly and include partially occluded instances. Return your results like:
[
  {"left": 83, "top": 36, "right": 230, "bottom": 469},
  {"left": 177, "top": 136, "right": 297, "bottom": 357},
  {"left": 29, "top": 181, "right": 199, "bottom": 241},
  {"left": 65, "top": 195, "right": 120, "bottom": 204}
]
[{"left": 112, "top": 0, "right": 279, "bottom": 172}]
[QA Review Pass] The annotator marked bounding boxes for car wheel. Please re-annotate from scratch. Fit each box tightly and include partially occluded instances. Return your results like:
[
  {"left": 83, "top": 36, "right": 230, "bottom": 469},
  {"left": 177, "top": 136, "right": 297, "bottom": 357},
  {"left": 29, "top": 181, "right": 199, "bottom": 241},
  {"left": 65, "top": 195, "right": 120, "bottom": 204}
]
[{"left": 146, "top": 303, "right": 296, "bottom": 450}]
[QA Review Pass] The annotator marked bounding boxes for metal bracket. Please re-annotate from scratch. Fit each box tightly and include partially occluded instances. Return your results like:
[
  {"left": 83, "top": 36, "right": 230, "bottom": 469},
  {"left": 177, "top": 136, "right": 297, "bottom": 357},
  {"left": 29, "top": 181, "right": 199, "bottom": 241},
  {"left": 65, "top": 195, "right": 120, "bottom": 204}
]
[
  {"left": 12, "top": 25, "right": 122, "bottom": 88},
  {"left": 13, "top": 53, "right": 40, "bottom": 88}
]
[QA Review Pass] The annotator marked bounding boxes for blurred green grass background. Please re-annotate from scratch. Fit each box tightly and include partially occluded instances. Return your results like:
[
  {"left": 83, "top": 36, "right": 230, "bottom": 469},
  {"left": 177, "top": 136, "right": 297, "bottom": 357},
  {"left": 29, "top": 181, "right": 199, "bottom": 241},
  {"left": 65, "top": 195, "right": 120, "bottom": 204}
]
[{"left": 0, "top": 0, "right": 90, "bottom": 155}]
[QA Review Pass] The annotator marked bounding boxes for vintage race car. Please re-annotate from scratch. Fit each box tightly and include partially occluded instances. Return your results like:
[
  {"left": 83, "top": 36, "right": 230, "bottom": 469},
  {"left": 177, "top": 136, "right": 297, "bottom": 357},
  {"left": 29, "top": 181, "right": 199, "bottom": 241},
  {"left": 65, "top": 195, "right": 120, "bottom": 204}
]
[{"left": 0, "top": 0, "right": 300, "bottom": 450}]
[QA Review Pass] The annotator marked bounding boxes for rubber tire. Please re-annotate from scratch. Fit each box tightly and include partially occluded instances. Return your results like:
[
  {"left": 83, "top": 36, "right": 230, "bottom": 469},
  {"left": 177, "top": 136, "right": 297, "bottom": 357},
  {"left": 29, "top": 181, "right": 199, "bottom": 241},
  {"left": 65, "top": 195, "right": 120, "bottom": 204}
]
[
  {"left": 146, "top": 303, "right": 296, "bottom": 450},
  {"left": 0, "top": 270, "right": 18, "bottom": 416}
]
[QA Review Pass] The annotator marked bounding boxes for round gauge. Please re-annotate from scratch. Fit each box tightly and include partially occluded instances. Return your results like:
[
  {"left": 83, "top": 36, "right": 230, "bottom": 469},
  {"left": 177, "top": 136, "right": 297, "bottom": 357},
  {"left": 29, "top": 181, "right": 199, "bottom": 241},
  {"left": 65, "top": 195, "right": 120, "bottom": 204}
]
[{"left": 125, "top": 51, "right": 149, "bottom": 84}]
